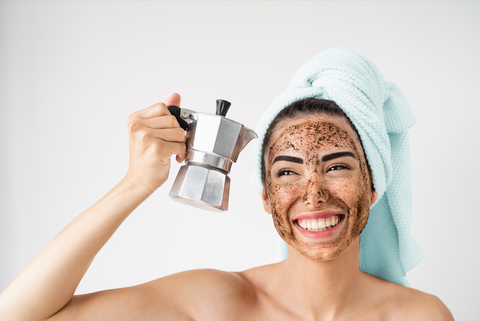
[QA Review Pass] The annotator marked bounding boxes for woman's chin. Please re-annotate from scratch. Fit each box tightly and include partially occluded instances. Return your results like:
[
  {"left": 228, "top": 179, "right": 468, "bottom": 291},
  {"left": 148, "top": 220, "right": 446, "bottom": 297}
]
[
  {"left": 292, "top": 244, "right": 347, "bottom": 261},
  {"left": 285, "top": 231, "right": 359, "bottom": 261}
]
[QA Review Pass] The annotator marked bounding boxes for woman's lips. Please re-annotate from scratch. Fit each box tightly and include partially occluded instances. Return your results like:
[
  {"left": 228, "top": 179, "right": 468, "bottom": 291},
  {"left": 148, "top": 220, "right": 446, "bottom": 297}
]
[
  {"left": 293, "top": 210, "right": 344, "bottom": 220},
  {"left": 293, "top": 215, "right": 345, "bottom": 239}
]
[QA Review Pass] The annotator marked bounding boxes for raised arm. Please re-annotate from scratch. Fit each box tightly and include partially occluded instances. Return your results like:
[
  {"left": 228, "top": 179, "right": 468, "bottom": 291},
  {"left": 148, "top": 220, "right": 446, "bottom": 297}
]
[{"left": 0, "top": 94, "right": 187, "bottom": 321}]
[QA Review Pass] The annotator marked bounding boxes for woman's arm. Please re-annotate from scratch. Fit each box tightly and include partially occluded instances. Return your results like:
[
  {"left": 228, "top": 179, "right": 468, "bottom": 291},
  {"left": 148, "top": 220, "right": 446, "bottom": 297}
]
[{"left": 0, "top": 94, "right": 187, "bottom": 321}]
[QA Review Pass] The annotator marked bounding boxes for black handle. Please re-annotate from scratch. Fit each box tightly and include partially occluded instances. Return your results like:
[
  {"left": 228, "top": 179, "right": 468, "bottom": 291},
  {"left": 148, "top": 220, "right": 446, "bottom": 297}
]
[
  {"left": 167, "top": 106, "right": 190, "bottom": 131},
  {"left": 216, "top": 99, "right": 231, "bottom": 117}
]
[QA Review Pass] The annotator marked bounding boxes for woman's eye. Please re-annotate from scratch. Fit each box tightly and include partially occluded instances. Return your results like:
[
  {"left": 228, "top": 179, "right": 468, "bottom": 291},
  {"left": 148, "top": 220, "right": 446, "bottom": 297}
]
[
  {"left": 326, "top": 164, "right": 350, "bottom": 172},
  {"left": 275, "top": 169, "right": 297, "bottom": 177}
]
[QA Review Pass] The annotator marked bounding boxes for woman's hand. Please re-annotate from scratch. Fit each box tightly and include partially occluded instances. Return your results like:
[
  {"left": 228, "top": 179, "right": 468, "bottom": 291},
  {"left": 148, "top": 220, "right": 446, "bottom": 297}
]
[{"left": 124, "top": 93, "right": 187, "bottom": 193}]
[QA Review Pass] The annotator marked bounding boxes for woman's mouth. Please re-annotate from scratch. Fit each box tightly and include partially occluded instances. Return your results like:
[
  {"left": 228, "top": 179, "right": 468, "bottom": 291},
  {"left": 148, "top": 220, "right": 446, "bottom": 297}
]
[{"left": 295, "top": 215, "right": 343, "bottom": 232}]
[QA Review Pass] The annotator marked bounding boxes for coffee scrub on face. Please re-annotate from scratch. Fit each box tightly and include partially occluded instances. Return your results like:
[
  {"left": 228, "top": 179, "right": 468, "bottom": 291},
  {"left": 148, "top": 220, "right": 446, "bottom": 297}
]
[{"left": 264, "top": 117, "right": 374, "bottom": 261}]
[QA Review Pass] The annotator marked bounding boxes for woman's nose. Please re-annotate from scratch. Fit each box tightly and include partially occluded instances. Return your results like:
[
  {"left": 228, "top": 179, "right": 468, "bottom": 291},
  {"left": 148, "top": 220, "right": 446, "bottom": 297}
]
[{"left": 302, "top": 178, "right": 329, "bottom": 205}]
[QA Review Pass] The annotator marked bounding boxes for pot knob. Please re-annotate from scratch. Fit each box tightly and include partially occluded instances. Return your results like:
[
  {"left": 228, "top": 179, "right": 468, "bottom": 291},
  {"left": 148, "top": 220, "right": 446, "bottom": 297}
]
[{"left": 215, "top": 99, "right": 231, "bottom": 117}]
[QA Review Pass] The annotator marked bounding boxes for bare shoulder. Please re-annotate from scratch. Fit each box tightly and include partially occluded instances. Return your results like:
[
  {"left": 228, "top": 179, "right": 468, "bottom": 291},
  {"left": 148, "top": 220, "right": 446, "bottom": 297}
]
[
  {"left": 47, "top": 269, "right": 256, "bottom": 321},
  {"left": 134, "top": 269, "right": 257, "bottom": 320},
  {"left": 398, "top": 287, "right": 454, "bottom": 320},
  {"left": 367, "top": 276, "right": 454, "bottom": 321},
  {"left": 148, "top": 268, "right": 255, "bottom": 303}
]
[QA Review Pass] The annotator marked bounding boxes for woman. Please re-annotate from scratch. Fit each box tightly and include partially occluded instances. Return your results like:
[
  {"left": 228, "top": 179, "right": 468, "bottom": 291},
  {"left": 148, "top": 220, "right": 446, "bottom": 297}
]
[{"left": 0, "top": 48, "right": 454, "bottom": 320}]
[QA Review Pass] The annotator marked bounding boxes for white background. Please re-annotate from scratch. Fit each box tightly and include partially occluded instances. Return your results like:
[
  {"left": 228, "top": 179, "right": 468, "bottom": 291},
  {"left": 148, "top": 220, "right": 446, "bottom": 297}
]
[{"left": 1, "top": 1, "right": 478, "bottom": 319}]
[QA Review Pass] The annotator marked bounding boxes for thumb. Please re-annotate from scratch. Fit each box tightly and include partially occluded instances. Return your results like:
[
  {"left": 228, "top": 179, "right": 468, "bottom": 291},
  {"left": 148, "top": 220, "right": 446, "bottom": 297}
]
[{"left": 164, "top": 93, "right": 181, "bottom": 107}]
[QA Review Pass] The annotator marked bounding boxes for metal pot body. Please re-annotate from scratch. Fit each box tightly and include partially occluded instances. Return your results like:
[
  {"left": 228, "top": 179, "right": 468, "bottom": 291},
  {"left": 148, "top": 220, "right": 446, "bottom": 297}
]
[{"left": 169, "top": 107, "right": 257, "bottom": 212}]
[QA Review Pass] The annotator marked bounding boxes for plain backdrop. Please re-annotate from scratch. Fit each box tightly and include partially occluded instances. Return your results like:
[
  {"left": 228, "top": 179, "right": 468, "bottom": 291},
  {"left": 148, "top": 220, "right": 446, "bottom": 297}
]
[{"left": 1, "top": 1, "right": 479, "bottom": 319}]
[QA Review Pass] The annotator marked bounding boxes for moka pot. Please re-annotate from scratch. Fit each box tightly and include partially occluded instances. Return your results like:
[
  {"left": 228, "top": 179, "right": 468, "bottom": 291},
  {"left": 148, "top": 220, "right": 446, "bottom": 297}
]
[{"left": 167, "top": 100, "right": 257, "bottom": 212}]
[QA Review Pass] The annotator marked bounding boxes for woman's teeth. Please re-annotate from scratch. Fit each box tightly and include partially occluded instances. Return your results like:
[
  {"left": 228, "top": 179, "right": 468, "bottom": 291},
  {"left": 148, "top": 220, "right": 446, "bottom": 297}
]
[{"left": 297, "top": 215, "right": 341, "bottom": 232}]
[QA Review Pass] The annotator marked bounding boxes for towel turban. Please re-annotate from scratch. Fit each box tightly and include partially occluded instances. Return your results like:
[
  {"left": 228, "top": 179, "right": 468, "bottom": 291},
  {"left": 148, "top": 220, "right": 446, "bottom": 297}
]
[{"left": 252, "top": 47, "right": 423, "bottom": 286}]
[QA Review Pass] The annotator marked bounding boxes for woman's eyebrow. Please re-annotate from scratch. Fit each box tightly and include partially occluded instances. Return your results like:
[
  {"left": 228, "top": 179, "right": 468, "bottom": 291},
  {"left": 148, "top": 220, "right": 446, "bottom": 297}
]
[
  {"left": 272, "top": 155, "right": 304, "bottom": 164},
  {"left": 272, "top": 152, "right": 356, "bottom": 165},
  {"left": 322, "top": 151, "right": 357, "bottom": 162}
]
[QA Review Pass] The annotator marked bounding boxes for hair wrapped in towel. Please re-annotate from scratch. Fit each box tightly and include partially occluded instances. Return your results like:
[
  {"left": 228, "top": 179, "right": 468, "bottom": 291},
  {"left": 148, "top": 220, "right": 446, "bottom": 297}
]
[{"left": 252, "top": 47, "right": 423, "bottom": 286}]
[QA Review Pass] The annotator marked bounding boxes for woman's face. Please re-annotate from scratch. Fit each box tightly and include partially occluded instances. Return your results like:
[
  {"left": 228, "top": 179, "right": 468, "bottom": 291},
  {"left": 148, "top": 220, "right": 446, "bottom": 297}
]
[{"left": 262, "top": 115, "right": 377, "bottom": 261}]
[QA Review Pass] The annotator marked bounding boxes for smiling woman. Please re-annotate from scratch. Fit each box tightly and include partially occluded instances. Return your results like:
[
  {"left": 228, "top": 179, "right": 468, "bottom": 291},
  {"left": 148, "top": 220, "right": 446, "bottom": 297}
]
[
  {"left": 261, "top": 103, "right": 377, "bottom": 261},
  {"left": 0, "top": 48, "right": 454, "bottom": 320},
  {"left": 248, "top": 47, "right": 455, "bottom": 319}
]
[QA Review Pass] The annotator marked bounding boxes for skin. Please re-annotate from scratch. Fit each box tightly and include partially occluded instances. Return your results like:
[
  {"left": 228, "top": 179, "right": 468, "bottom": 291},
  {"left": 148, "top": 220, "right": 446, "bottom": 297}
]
[{"left": 0, "top": 95, "right": 454, "bottom": 321}]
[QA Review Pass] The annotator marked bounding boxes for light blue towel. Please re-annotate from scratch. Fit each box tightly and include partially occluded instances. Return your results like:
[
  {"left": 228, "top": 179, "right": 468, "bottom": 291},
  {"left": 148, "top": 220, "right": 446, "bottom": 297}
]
[{"left": 252, "top": 47, "right": 423, "bottom": 286}]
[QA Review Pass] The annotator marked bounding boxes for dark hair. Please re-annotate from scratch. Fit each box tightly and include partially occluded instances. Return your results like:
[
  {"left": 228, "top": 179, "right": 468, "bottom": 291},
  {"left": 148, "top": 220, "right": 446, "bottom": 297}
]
[{"left": 260, "top": 98, "right": 373, "bottom": 187}]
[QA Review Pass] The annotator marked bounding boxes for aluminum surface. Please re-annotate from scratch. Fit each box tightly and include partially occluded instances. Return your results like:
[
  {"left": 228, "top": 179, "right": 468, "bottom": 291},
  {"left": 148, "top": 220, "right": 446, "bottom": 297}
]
[
  {"left": 169, "top": 165, "right": 230, "bottom": 212},
  {"left": 169, "top": 107, "right": 257, "bottom": 212},
  {"left": 184, "top": 150, "right": 232, "bottom": 173}
]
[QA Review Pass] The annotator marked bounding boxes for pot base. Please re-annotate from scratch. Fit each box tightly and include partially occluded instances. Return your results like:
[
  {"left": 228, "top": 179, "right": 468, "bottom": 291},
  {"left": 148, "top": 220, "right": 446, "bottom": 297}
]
[{"left": 169, "top": 165, "right": 230, "bottom": 212}]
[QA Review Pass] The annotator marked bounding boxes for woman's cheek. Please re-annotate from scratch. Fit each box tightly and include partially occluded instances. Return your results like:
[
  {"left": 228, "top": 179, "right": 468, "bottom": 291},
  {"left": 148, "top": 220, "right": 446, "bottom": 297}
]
[
  {"left": 349, "top": 198, "right": 370, "bottom": 240},
  {"left": 268, "top": 182, "right": 301, "bottom": 238},
  {"left": 331, "top": 172, "right": 368, "bottom": 201},
  {"left": 342, "top": 180, "right": 371, "bottom": 237},
  {"left": 269, "top": 182, "right": 300, "bottom": 210},
  {"left": 328, "top": 180, "right": 355, "bottom": 202}
]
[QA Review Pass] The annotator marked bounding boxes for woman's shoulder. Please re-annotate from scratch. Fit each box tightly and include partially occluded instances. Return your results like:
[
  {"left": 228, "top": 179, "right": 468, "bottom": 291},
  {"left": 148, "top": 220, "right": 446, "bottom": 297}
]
[
  {"left": 365, "top": 274, "right": 454, "bottom": 321},
  {"left": 146, "top": 268, "right": 260, "bottom": 319},
  {"left": 390, "top": 286, "right": 453, "bottom": 320},
  {"left": 149, "top": 268, "right": 257, "bottom": 301}
]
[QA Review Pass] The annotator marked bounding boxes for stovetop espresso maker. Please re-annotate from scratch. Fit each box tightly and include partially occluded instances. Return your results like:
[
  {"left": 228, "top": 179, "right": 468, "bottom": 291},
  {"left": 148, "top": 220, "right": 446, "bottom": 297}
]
[{"left": 167, "top": 100, "right": 257, "bottom": 212}]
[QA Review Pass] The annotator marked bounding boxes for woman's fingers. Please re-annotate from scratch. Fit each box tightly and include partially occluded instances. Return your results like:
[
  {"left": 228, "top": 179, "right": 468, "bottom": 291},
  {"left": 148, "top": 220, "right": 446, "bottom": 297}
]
[
  {"left": 128, "top": 98, "right": 176, "bottom": 121},
  {"left": 128, "top": 93, "right": 182, "bottom": 121},
  {"left": 140, "top": 116, "right": 181, "bottom": 130},
  {"left": 149, "top": 127, "right": 186, "bottom": 143},
  {"left": 128, "top": 103, "right": 168, "bottom": 121},
  {"left": 128, "top": 121, "right": 186, "bottom": 146},
  {"left": 157, "top": 140, "right": 187, "bottom": 161}
]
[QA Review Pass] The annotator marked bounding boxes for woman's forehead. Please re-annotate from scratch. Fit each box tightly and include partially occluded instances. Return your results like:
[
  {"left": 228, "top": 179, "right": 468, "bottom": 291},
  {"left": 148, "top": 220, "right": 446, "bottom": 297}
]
[
  {"left": 264, "top": 115, "right": 366, "bottom": 166},
  {"left": 265, "top": 115, "right": 365, "bottom": 162}
]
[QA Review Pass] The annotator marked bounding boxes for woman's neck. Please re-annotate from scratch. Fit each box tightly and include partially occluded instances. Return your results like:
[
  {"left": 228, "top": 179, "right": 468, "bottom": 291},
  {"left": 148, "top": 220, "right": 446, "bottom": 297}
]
[{"left": 273, "top": 239, "right": 366, "bottom": 319}]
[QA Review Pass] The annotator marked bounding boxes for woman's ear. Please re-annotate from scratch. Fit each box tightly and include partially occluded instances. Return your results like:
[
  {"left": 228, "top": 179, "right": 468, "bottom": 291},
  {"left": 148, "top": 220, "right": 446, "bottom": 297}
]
[
  {"left": 262, "top": 189, "right": 272, "bottom": 214},
  {"left": 370, "top": 189, "right": 378, "bottom": 206}
]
